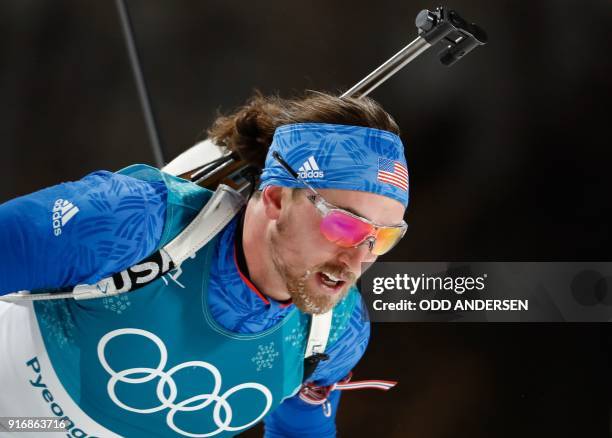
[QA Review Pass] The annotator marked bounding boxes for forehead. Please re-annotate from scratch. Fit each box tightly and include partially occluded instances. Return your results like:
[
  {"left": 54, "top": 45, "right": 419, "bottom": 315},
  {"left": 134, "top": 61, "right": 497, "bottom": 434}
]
[{"left": 314, "top": 188, "right": 406, "bottom": 225}]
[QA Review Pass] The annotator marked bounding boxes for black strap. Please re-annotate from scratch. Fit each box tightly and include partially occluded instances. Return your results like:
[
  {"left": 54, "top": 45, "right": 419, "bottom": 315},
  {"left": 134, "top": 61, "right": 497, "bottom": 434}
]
[
  {"left": 302, "top": 353, "right": 330, "bottom": 382},
  {"left": 234, "top": 209, "right": 250, "bottom": 276}
]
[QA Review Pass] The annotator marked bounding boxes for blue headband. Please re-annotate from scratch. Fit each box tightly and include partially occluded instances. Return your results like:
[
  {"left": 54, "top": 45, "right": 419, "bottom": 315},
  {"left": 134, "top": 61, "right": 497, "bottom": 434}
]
[{"left": 259, "top": 123, "right": 409, "bottom": 207}]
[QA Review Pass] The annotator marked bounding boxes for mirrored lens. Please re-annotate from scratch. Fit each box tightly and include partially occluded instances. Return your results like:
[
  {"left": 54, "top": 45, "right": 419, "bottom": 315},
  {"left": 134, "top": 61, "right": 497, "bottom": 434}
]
[
  {"left": 371, "top": 226, "right": 404, "bottom": 255},
  {"left": 320, "top": 211, "right": 373, "bottom": 247}
]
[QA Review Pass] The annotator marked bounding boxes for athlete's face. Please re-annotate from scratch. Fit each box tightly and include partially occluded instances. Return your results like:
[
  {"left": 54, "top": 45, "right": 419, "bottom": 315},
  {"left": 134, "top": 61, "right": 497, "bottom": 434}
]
[{"left": 267, "top": 186, "right": 406, "bottom": 314}]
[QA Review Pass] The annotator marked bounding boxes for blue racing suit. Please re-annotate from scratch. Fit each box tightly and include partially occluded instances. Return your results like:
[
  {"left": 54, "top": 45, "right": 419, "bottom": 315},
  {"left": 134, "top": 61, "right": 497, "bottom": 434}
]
[{"left": 0, "top": 167, "right": 370, "bottom": 437}]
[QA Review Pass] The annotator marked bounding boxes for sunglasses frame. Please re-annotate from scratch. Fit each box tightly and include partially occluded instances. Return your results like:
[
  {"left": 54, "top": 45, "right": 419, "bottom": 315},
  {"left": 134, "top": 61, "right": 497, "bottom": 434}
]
[{"left": 271, "top": 151, "right": 408, "bottom": 254}]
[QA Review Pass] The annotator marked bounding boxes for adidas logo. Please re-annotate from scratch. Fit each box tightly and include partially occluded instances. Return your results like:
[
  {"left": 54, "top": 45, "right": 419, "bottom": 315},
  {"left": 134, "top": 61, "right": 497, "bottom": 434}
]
[
  {"left": 52, "top": 198, "right": 79, "bottom": 236},
  {"left": 297, "top": 156, "right": 324, "bottom": 179}
]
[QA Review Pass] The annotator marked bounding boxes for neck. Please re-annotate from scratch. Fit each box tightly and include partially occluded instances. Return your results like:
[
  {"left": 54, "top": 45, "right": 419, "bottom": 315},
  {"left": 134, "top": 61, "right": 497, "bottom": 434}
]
[{"left": 242, "top": 201, "right": 291, "bottom": 302}]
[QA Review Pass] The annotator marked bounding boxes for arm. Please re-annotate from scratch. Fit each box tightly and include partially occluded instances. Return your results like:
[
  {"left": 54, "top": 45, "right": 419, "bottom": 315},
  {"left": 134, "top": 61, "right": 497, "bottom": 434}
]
[
  {"left": 264, "top": 390, "right": 342, "bottom": 438},
  {"left": 264, "top": 296, "right": 370, "bottom": 437},
  {"left": 0, "top": 170, "right": 167, "bottom": 295}
]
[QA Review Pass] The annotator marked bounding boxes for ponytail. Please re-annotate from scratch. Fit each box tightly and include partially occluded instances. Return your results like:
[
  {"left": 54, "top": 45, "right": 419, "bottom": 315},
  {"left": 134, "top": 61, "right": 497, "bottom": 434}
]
[{"left": 207, "top": 90, "right": 399, "bottom": 172}]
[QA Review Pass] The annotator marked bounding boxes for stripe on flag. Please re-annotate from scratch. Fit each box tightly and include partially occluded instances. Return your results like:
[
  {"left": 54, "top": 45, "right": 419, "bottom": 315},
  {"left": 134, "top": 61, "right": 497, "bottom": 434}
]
[{"left": 377, "top": 157, "right": 408, "bottom": 191}]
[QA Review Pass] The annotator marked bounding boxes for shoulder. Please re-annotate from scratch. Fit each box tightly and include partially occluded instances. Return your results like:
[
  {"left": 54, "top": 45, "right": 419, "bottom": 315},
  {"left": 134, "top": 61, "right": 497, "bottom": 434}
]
[
  {"left": 4, "top": 168, "right": 168, "bottom": 237},
  {"left": 0, "top": 168, "right": 170, "bottom": 290},
  {"left": 118, "top": 164, "right": 214, "bottom": 247}
]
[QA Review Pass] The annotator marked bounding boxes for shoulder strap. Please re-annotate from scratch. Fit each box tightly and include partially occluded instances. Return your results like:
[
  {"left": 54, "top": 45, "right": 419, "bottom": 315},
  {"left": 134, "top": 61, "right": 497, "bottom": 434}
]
[
  {"left": 302, "top": 310, "right": 333, "bottom": 382},
  {"left": 0, "top": 184, "right": 245, "bottom": 302},
  {"left": 163, "top": 184, "right": 244, "bottom": 266},
  {"left": 304, "top": 311, "right": 333, "bottom": 358}
]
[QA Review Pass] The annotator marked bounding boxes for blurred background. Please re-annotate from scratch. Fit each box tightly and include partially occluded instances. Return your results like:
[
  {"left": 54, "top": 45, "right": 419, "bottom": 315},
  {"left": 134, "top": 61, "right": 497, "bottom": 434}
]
[{"left": 1, "top": 0, "right": 611, "bottom": 436}]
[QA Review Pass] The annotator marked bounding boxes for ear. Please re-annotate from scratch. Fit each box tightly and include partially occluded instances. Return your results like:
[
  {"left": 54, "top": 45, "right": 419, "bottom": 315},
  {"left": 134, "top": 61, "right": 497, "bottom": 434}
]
[{"left": 261, "top": 185, "right": 284, "bottom": 220}]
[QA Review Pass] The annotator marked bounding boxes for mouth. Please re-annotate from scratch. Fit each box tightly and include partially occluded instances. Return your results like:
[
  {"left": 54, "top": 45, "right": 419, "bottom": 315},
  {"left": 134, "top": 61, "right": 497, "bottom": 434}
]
[{"left": 315, "top": 271, "right": 347, "bottom": 295}]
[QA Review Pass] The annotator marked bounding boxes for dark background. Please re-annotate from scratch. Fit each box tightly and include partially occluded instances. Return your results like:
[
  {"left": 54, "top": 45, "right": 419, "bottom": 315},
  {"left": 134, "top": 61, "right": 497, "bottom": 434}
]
[{"left": 2, "top": 1, "right": 611, "bottom": 436}]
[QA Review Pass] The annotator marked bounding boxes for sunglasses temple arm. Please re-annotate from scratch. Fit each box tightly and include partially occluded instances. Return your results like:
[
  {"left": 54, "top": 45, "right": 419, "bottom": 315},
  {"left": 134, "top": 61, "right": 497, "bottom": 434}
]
[
  {"left": 271, "top": 151, "right": 323, "bottom": 196},
  {"left": 271, "top": 152, "right": 298, "bottom": 178}
]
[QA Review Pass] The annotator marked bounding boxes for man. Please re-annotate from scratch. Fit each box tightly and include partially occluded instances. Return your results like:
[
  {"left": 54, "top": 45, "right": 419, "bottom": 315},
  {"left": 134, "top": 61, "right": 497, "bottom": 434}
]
[{"left": 0, "top": 92, "right": 408, "bottom": 437}]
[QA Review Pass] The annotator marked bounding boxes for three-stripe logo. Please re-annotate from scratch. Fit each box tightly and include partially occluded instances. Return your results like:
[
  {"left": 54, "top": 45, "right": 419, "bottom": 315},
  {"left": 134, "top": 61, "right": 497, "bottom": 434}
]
[
  {"left": 52, "top": 198, "right": 80, "bottom": 236},
  {"left": 297, "top": 156, "right": 324, "bottom": 179}
]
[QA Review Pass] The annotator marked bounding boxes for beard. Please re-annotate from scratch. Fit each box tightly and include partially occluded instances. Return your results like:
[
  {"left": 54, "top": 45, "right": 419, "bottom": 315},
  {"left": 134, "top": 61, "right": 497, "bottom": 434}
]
[
  {"left": 270, "top": 241, "right": 356, "bottom": 314},
  {"left": 267, "top": 208, "right": 359, "bottom": 314}
]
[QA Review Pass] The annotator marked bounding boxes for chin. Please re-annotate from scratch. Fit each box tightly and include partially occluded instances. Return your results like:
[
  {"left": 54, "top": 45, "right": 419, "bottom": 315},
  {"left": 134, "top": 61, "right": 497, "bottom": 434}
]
[{"left": 289, "top": 279, "right": 351, "bottom": 315}]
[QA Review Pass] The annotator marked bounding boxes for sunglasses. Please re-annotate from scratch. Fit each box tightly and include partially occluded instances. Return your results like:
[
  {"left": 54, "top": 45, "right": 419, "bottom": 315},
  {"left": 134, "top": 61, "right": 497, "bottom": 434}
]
[{"left": 271, "top": 151, "right": 407, "bottom": 255}]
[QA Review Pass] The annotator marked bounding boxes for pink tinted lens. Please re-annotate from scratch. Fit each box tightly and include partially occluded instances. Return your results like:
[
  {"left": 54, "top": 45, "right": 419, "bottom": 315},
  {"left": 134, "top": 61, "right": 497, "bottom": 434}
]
[{"left": 320, "top": 211, "right": 373, "bottom": 247}]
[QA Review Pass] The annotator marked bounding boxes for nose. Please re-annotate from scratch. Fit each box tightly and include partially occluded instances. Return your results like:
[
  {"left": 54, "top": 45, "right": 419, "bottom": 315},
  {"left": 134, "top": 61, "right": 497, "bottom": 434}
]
[{"left": 338, "top": 243, "right": 377, "bottom": 277}]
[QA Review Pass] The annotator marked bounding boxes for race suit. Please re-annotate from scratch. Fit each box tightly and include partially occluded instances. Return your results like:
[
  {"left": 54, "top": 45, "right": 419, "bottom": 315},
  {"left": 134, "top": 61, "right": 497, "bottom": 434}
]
[{"left": 0, "top": 164, "right": 370, "bottom": 437}]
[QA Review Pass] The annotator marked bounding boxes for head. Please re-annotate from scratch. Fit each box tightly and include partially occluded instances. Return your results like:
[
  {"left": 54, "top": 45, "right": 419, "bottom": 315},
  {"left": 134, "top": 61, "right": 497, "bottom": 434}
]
[{"left": 209, "top": 91, "right": 408, "bottom": 314}]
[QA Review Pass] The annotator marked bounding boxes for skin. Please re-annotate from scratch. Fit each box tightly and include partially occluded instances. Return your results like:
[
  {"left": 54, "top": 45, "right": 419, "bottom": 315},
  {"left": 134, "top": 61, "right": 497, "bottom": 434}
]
[{"left": 242, "top": 186, "right": 406, "bottom": 314}]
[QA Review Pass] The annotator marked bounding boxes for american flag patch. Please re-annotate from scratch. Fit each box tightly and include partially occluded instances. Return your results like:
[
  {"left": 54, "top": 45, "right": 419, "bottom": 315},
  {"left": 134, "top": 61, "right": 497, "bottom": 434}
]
[{"left": 377, "top": 158, "right": 408, "bottom": 191}]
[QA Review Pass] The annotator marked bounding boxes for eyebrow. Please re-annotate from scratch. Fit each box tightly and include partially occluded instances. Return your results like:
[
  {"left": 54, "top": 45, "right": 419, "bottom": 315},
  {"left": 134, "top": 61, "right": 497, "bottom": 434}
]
[
  {"left": 324, "top": 198, "right": 373, "bottom": 221},
  {"left": 337, "top": 204, "right": 371, "bottom": 220},
  {"left": 308, "top": 191, "right": 369, "bottom": 219}
]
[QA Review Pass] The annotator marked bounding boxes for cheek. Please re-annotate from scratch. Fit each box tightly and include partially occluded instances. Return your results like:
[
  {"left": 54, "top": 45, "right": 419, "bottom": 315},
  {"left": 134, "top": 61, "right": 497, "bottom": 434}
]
[{"left": 278, "top": 212, "right": 337, "bottom": 263}]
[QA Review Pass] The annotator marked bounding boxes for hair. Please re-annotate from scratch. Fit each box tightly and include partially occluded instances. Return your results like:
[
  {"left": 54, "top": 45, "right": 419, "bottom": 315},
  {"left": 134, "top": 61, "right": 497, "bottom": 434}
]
[{"left": 207, "top": 91, "right": 400, "bottom": 172}]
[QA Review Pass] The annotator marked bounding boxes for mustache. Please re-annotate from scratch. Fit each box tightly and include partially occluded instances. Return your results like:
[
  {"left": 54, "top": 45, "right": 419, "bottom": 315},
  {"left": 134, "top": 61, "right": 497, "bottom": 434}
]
[{"left": 312, "top": 262, "right": 357, "bottom": 283}]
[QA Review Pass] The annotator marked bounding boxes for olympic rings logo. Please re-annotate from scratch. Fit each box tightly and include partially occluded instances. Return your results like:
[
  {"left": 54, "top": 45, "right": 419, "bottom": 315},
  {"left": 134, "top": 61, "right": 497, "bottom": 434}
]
[{"left": 97, "top": 328, "right": 273, "bottom": 437}]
